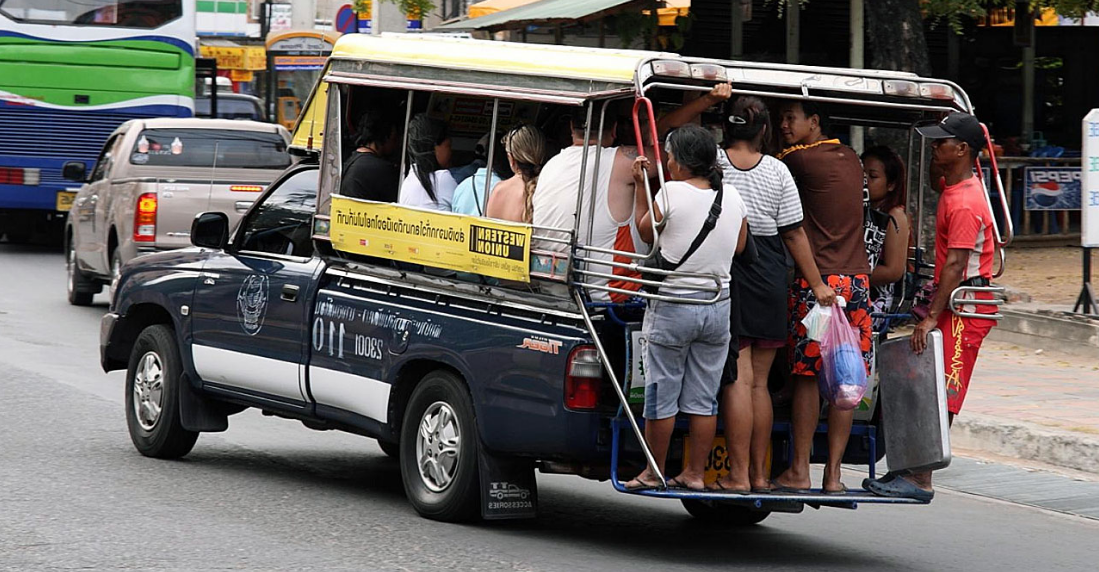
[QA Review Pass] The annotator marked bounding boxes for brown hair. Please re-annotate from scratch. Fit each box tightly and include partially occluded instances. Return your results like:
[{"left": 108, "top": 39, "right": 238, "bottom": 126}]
[{"left": 505, "top": 124, "right": 547, "bottom": 223}]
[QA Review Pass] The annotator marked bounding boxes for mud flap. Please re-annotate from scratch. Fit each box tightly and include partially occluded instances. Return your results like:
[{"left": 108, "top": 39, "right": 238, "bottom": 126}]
[
  {"left": 478, "top": 448, "right": 538, "bottom": 520},
  {"left": 178, "top": 373, "right": 229, "bottom": 432}
]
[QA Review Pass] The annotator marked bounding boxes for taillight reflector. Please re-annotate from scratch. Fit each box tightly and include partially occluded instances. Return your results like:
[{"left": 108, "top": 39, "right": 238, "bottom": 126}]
[
  {"left": 0, "top": 167, "right": 24, "bottom": 185},
  {"left": 134, "top": 192, "right": 157, "bottom": 242},
  {"left": 565, "top": 345, "right": 602, "bottom": 411},
  {"left": 230, "top": 185, "right": 264, "bottom": 192}
]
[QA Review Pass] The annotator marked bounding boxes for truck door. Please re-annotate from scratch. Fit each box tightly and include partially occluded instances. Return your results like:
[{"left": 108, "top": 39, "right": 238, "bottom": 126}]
[
  {"left": 189, "top": 167, "right": 321, "bottom": 410},
  {"left": 75, "top": 133, "right": 122, "bottom": 275}
]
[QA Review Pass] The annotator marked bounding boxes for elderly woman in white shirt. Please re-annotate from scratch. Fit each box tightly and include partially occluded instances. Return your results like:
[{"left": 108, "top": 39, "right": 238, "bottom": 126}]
[{"left": 624, "top": 124, "right": 749, "bottom": 492}]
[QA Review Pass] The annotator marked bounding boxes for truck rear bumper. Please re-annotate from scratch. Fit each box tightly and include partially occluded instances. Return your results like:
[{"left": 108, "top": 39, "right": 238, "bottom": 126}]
[{"left": 100, "top": 311, "right": 121, "bottom": 372}]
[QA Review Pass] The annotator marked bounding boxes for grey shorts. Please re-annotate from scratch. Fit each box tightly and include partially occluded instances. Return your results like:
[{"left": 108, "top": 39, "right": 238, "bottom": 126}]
[{"left": 642, "top": 292, "right": 731, "bottom": 420}]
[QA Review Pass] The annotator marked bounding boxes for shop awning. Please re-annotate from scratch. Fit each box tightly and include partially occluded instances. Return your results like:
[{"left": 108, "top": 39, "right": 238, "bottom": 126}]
[
  {"left": 466, "top": 0, "right": 689, "bottom": 26},
  {"left": 436, "top": 0, "right": 657, "bottom": 31}
]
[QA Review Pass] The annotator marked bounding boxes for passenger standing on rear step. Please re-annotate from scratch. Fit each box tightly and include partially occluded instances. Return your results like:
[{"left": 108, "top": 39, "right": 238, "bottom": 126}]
[
  {"left": 623, "top": 125, "right": 748, "bottom": 492},
  {"left": 866, "top": 112, "right": 997, "bottom": 502}
]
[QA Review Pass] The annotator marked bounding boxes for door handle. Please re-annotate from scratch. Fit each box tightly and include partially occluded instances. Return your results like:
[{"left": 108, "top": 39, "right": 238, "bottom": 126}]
[{"left": 281, "top": 284, "right": 299, "bottom": 302}]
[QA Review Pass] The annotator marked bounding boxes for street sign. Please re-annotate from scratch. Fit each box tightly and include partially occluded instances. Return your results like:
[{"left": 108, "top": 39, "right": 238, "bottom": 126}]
[
  {"left": 335, "top": 4, "right": 356, "bottom": 34},
  {"left": 1024, "top": 166, "right": 1082, "bottom": 210},
  {"left": 358, "top": 0, "right": 373, "bottom": 34},
  {"left": 1083, "top": 109, "right": 1099, "bottom": 247}
]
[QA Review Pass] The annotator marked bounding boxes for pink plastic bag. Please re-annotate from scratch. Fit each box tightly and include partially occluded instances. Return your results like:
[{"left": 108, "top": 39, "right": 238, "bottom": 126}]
[{"left": 818, "top": 301, "right": 868, "bottom": 411}]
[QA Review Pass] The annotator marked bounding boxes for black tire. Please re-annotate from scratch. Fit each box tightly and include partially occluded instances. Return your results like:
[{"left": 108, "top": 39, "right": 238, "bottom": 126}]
[
  {"left": 681, "top": 499, "right": 771, "bottom": 526},
  {"left": 109, "top": 248, "right": 124, "bottom": 300},
  {"left": 399, "top": 370, "right": 480, "bottom": 522},
  {"left": 125, "top": 325, "right": 199, "bottom": 459},
  {"left": 378, "top": 439, "right": 400, "bottom": 459},
  {"left": 66, "top": 237, "right": 98, "bottom": 306}
]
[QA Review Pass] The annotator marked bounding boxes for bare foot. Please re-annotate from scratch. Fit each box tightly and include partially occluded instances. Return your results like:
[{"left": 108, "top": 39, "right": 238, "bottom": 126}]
[{"left": 823, "top": 465, "right": 845, "bottom": 493}]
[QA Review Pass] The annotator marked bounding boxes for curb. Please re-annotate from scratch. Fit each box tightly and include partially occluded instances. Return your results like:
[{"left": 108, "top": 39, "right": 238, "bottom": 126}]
[
  {"left": 988, "top": 308, "right": 1099, "bottom": 357},
  {"left": 952, "top": 413, "right": 1099, "bottom": 475}
]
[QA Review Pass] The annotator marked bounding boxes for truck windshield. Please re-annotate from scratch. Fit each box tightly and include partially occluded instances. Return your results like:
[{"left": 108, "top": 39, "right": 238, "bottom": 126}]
[{"left": 128, "top": 129, "right": 290, "bottom": 169}]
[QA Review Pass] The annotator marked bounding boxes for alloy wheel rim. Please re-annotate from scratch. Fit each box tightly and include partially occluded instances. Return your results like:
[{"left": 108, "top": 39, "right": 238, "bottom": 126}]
[
  {"left": 132, "top": 351, "right": 165, "bottom": 431},
  {"left": 66, "top": 245, "right": 76, "bottom": 295},
  {"left": 415, "top": 401, "right": 461, "bottom": 493}
]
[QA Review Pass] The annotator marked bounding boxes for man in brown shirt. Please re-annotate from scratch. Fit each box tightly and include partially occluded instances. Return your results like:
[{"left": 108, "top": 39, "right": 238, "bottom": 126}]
[{"left": 771, "top": 101, "right": 873, "bottom": 495}]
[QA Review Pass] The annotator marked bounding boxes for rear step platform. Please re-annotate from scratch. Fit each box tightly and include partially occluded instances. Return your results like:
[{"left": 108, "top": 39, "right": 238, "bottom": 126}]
[{"left": 611, "top": 483, "right": 929, "bottom": 509}]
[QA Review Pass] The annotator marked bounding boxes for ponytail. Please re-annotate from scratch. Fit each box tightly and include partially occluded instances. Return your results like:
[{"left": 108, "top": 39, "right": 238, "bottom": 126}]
[{"left": 707, "top": 165, "right": 723, "bottom": 192}]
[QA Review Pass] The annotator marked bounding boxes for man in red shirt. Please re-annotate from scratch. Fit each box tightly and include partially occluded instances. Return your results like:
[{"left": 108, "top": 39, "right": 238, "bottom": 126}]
[{"left": 868, "top": 112, "right": 996, "bottom": 501}]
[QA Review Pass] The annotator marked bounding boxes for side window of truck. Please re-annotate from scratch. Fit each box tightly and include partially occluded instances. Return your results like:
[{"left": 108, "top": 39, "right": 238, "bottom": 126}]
[
  {"left": 238, "top": 169, "right": 318, "bottom": 258},
  {"left": 89, "top": 134, "right": 121, "bottom": 183}
]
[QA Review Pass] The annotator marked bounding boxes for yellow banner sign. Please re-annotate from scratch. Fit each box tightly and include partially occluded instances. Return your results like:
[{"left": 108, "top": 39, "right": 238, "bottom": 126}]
[{"left": 330, "top": 197, "right": 532, "bottom": 282}]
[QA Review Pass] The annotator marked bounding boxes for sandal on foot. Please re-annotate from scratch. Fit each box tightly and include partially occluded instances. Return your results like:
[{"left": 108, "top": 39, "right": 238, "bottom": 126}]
[
  {"left": 862, "top": 471, "right": 898, "bottom": 491},
  {"left": 770, "top": 479, "right": 812, "bottom": 494},
  {"left": 706, "top": 480, "right": 749, "bottom": 495},
  {"left": 866, "top": 475, "right": 934, "bottom": 501},
  {"left": 667, "top": 476, "right": 706, "bottom": 491},
  {"left": 823, "top": 483, "right": 848, "bottom": 495},
  {"left": 623, "top": 477, "right": 660, "bottom": 491}
]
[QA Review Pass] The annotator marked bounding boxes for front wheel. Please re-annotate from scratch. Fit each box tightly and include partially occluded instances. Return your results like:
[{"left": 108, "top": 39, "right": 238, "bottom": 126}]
[
  {"left": 681, "top": 499, "right": 771, "bottom": 526},
  {"left": 125, "top": 325, "right": 198, "bottom": 459},
  {"left": 399, "top": 370, "right": 480, "bottom": 522}
]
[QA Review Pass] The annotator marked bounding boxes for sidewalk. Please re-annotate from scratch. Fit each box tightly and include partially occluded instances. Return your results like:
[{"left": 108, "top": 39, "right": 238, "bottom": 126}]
[{"left": 948, "top": 245, "right": 1099, "bottom": 475}]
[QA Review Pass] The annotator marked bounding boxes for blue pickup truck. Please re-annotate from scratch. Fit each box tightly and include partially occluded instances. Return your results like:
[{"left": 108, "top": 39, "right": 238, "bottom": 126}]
[
  {"left": 102, "top": 35, "right": 998, "bottom": 525},
  {"left": 102, "top": 160, "right": 624, "bottom": 522}
]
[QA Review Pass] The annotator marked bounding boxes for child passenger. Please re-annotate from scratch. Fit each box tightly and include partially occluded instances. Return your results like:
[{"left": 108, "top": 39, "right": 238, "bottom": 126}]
[
  {"left": 861, "top": 146, "right": 911, "bottom": 325},
  {"left": 624, "top": 125, "right": 748, "bottom": 492}
]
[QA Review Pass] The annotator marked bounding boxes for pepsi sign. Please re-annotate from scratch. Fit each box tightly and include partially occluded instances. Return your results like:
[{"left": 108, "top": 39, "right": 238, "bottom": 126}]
[{"left": 1024, "top": 167, "right": 1082, "bottom": 211}]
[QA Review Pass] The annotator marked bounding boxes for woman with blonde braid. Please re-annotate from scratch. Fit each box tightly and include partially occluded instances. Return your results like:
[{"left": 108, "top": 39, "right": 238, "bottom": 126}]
[{"left": 487, "top": 124, "right": 547, "bottom": 223}]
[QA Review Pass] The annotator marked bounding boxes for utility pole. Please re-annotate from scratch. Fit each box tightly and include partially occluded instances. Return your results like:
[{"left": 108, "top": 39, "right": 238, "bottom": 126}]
[{"left": 785, "top": 0, "right": 800, "bottom": 64}]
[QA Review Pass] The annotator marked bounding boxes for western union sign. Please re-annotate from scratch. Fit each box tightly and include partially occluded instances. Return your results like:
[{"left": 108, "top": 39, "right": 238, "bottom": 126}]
[{"left": 330, "top": 197, "right": 532, "bottom": 282}]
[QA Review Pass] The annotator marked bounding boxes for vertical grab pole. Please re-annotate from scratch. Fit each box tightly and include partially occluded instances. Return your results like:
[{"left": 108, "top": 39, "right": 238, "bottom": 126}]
[
  {"left": 481, "top": 98, "right": 500, "bottom": 217},
  {"left": 568, "top": 103, "right": 595, "bottom": 285},
  {"left": 978, "top": 123, "right": 1013, "bottom": 278},
  {"left": 573, "top": 290, "right": 666, "bottom": 488},
  {"left": 586, "top": 100, "right": 612, "bottom": 245},
  {"left": 632, "top": 96, "right": 667, "bottom": 259}
]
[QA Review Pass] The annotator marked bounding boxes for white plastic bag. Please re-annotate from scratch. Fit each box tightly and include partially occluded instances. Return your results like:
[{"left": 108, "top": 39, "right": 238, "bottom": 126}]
[{"left": 803, "top": 296, "right": 846, "bottom": 342}]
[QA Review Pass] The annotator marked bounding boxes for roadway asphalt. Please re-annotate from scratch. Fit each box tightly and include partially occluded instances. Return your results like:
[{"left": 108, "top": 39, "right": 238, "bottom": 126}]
[{"left": 3, "top": 242, "right": 1098, "bottom": 571}]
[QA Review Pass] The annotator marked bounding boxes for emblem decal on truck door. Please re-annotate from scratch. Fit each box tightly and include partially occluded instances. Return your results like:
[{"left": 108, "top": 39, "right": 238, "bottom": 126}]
[{"left": 236, "top": 274, "right": 269, "bottom": 336}]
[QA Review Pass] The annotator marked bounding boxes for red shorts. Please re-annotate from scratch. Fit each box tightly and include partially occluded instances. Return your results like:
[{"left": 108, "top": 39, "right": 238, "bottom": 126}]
[
  {"left": 939, "top": 312, "right": 994, "bottom": 415},
  {"left": 787, "top": 274, "right": 873, "bottom": 379}
]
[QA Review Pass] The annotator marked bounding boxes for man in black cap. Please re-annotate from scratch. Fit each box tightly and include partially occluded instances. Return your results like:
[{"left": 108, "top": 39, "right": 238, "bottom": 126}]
[{"left": 867, "top": 112, "right": 997, "bottom": 501}]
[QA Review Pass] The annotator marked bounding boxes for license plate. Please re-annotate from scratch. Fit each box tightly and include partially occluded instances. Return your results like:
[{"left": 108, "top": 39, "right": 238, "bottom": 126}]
[
  {"left": 56, "top": 191, "right": 76, "bottom": 212},
  {"left": 684, "top": 436, "right": 772, "bottom": 485}
]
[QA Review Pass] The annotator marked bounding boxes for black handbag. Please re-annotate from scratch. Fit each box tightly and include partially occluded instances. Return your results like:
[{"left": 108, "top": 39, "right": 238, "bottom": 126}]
[{"left": 641, "top": 185, "right": 724, "bottom": 294}]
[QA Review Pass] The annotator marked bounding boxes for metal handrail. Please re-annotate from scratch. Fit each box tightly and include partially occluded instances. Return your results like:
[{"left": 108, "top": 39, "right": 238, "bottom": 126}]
[
  {"left": 631, "top": 95, "right": 668, "bottom": 263},
  {"left": 572, "top": 290, "right": 666, "bottom": 489},
  {"left": 978, "top": 123, "right": 1015, "bottom": 249},
  {"left": 949, "top": 285, "right": 1005, "bottom": 320}
]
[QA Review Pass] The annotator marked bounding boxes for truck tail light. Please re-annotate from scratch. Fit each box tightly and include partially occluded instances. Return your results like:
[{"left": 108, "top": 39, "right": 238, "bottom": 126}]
[
  {"left": 0, "top": 167, "right": 41, "bottom": 185},
  {"left": 565, "top": 345, "right": 602, "bottom": 411},
  {"left": 134, "top": 192, "right": 157, "bottom": 242}
]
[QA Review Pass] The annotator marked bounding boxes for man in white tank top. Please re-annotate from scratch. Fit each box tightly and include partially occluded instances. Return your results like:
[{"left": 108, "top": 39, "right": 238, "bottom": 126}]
[{"left": 532, "top": 116, "right": 652, "bottom": 302}]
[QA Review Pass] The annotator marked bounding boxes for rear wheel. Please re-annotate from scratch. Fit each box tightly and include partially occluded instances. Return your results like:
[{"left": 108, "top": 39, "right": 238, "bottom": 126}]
[
  {"left": 125, "top": 325, "right": 199, "bottom": 459},
  {"left": 66, "top": 238, "right": 97, "bottom": 306},
  {"left": 399, "top": 370, "right": 480, "bottom": 522},
  {"left": 681, "top": 499, "right": 771, "bottom": 526}
]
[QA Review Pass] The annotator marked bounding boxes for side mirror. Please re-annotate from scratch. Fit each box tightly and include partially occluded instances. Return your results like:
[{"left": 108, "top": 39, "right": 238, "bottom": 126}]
[
  {"left": 191, "top": 212, "right": 229, "bottom": 250},
  {"left": 62, "top": 161, "right": 87, "bottom": 182}
]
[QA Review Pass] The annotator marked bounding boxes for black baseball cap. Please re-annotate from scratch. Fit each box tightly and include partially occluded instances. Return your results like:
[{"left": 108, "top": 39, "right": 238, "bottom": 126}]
[{"left": 917, "top": 112, "right": 986, "bottom": 151}]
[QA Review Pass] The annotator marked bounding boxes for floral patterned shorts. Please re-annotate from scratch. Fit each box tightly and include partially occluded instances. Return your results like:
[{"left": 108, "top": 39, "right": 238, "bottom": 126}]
[{"left": 787, "top": 274, "right": 873, "bottom": 378}]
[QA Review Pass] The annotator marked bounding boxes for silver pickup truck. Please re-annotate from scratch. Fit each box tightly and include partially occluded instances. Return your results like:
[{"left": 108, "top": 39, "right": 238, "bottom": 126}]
[{"left": 63, "top": 117, "right": 290, "bottom": 305}]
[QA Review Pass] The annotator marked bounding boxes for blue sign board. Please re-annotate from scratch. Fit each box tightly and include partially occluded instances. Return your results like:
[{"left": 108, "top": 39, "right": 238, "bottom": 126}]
[
  {"left": 335, "top": 5, "right": 357, "bottom": 34},
  {"left": 1024, "top": 167, "right": 1082, "bottom": 210}
]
